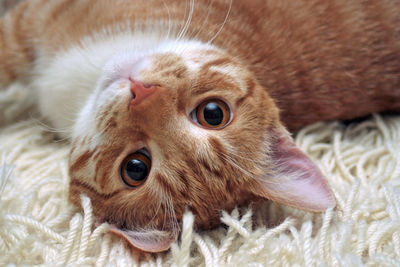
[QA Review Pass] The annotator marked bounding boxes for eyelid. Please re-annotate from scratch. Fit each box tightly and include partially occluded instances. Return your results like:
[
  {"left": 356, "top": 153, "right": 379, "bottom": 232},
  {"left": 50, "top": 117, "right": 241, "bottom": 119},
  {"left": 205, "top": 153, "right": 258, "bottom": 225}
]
[
  {"left": 136, "top": 147, "right": 151, "bottom": 159},
  {"left": 187, "top": 95, "right": 234, "bottom": 116}
]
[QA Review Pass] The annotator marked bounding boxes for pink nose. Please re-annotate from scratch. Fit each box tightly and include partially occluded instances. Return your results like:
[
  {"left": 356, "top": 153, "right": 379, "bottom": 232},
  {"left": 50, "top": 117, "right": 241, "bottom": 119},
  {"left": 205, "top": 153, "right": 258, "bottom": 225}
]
[{"left": 129, "top": 79, "right": 158, "bottom": 106}]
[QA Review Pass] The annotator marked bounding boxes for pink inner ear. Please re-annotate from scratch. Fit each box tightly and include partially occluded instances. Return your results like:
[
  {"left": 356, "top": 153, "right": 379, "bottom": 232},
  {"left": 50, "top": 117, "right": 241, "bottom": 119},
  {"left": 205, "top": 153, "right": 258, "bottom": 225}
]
[
  {"left": 253, "top": 129, "right": 336, "bottom": 212},
  {"left": 109, "top": 225, "right": 176, "bottom": 253}
]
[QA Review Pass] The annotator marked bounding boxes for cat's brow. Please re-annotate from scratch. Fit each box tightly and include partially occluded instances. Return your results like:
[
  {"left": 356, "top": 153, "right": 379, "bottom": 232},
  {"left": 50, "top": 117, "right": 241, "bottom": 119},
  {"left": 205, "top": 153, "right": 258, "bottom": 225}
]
[
  {"left": 200, "top": 58, "right": 233, "bottom": 70},
  {"left": 190, "top": 82, "right": 241, "bottom": 96},
  {"left": 191, "top": 71, "right": 244, "bottom": 96}
]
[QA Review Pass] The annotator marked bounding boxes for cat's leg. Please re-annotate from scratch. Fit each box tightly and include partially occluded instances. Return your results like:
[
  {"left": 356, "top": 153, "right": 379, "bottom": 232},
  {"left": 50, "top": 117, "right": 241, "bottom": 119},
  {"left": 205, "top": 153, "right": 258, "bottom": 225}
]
[{"left": 0, "top": 1, "right": 36, "bottom": 86}]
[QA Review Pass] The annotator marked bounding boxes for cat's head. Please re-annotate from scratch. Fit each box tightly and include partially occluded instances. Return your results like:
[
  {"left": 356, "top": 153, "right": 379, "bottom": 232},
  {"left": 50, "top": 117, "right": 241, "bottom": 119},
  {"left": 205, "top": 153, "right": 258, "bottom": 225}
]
[{"left": 68, "top": 40, "right": 335, "bottom": 252}]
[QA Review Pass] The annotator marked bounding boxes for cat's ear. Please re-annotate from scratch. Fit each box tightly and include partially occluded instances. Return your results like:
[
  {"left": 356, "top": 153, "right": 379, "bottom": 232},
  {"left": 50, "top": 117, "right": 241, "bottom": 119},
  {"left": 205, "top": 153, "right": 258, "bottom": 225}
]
[
  {"left": 252, "top": 127, "right": 336, "bottom": 211},
  {"left": 109, "top": 226, "right": 176, "bottom": 252}
]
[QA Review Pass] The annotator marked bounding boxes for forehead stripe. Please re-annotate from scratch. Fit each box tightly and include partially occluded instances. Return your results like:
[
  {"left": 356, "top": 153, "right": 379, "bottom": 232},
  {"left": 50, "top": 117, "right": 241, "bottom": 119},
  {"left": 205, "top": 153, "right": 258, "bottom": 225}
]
[
  {"left": 191, "top": 77, "right": 241, "bottom": 96},
  {"left": 201, "top": 57, "right": 233, "bottom": 70}
]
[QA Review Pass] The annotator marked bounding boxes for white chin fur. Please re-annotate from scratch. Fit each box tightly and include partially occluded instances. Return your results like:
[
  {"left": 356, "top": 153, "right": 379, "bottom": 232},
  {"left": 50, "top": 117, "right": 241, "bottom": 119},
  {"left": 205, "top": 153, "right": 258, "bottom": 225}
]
[{"left": 32, "top": 27, "right": 216, "bottom": 140}]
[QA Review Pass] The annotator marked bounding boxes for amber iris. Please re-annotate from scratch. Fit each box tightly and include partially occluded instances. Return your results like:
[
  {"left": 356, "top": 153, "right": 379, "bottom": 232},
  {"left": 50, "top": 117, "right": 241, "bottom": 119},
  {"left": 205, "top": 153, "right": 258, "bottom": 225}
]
[
  {"left": 121, "top": 152, "right": 151, "bottom": 187},
  {"left": 196, "top": 99, "right": 230, "bottom": 128}
]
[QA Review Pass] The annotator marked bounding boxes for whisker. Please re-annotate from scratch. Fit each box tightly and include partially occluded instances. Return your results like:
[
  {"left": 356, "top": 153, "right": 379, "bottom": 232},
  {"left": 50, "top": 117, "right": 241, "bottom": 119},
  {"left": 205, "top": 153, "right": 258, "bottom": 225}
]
[
  {"left": 146, "top": 199, "right": 163, "bottom": 229},
  {"left": 218, "top": 151, "right": 256, "bottom": 177},
  {"left": 193, "top": 0, "right": 214, "bottom": 40},
  {"left": 164, "top": 193, "right": 179, "bottom": 235},
  {"left": 161, "top": 0, "right": 172, "bottom": 41},
  {"left": 176, "top": 0, "right": 189, "bottom": 41},
  {"left": 178, "top": 0, "right": 195, "bottom": 41},
  {"left": 30, "top": 115, "right": 73, "bottom": 139},
  {"left": 207, "top": 0, "right": 232, "bottom": 44},
  {"left": 223, "top": 147, "right": 267, "bottom": 165}
]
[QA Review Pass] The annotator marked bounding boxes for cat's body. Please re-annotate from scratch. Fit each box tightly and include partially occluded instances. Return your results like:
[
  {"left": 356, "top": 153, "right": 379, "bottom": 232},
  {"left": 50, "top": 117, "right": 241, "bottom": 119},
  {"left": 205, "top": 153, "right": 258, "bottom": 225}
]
[
  {"left": 1, "top": 0, "right": 399, "bottom": 252},
  {"left": 3, "top": 0, "right": 400, "bottom": 131}
]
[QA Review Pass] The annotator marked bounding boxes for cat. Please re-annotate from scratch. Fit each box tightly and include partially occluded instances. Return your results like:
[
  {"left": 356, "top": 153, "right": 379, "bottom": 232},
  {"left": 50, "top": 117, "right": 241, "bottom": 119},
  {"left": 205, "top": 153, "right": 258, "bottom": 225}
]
[{"left": 1, "top": 0, "right": 399, "bottom": 253}]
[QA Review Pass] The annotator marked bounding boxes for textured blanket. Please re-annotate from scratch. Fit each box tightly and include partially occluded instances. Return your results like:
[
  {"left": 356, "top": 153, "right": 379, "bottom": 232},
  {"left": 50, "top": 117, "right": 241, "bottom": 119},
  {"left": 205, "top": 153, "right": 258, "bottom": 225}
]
[{"left": 1, "top": 3, "right": 400, "bottom": 266}]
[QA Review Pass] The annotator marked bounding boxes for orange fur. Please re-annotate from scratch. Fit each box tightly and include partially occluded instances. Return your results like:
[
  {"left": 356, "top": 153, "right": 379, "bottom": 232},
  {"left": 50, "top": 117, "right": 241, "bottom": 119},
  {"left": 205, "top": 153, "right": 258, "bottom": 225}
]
[
  {"left": 1, "top": 0, "right": 399, "bottom": 252},
  {"left": 1, "top": 0, "right": 399, "bottom": 128},
  {"left": 68, "top": 51, "right": 278, "bottom": 231}
]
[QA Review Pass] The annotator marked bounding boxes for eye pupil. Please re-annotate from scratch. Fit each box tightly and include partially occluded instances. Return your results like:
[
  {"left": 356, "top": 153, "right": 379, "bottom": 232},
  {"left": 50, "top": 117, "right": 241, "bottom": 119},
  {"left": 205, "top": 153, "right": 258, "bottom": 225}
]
[
  {"left": 126, "top": 159, "right": 148, "bottom": 182},
  {"left": 121, "top": 152, "right": 151, "bottom": 187},
  {"left": 203, "top": 102, "right": 224, "bottom": 126},
  {"left": 193, "top": 99, "right": 231, "bottom": 129}
]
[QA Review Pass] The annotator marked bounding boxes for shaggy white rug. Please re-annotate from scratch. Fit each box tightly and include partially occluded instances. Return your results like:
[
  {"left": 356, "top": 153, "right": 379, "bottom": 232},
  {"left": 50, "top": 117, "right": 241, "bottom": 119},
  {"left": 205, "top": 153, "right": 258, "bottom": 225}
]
[{"left": 1, "top": 80, "right": 400, "bottom": 266}]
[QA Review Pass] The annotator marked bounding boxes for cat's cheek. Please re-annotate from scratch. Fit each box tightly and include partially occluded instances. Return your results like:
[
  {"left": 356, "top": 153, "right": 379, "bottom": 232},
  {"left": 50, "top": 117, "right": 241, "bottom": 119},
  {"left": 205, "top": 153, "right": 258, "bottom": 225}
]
[
  {"left": 187, "top": 123, "right": 210, "bottom": 140},
  {"left": 95, "top": 79, "right": 131, "bottom": 108},
  {"left": 76, "top": 79, "right": 132, "bottom": 142}
]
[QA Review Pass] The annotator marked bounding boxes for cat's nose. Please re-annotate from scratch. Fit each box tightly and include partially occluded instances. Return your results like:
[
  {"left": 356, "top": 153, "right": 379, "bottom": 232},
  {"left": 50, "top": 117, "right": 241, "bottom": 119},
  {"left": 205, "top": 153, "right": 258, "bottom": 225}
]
[{"left": 129, "top": 79, "right": 158, "bottom": 106}]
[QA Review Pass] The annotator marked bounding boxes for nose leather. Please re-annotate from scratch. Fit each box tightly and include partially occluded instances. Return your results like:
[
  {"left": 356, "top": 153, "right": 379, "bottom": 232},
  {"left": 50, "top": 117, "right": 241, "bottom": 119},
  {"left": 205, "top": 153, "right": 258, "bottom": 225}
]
[{"left": 129, "top": 79, "right": 158, "bottom": 106}]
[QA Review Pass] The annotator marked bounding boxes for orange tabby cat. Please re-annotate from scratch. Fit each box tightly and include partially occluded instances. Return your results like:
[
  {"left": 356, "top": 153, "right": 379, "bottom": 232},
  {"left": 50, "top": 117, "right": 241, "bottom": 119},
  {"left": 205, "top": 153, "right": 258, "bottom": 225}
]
[{"left": 1, "top": 0, "right": 399, "bottom": 252}]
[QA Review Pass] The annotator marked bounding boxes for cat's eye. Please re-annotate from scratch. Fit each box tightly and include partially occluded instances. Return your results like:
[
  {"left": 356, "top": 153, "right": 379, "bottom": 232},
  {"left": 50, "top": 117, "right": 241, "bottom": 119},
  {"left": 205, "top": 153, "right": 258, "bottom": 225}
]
[
  {"left": 192, "top": 99, "right": 231, "bottom": 129},
  {"left": 121, "top": 152, "right": 151, "bottom": 187}
]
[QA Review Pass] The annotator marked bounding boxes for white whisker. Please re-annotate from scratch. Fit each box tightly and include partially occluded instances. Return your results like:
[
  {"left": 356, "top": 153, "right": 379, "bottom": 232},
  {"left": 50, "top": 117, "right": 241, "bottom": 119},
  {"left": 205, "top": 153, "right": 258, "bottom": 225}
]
[
  {"left": 219, "top": 151, "right": 256, "bottom": 177},
  {"left": 146, "top": 200, "right": 163, "bottom": 228},
  {"left": 30, "top": 116, "right": 73, "bottom": 141},
  {"left": 177, "top": 0, "right": 189, "bottom": 40},
  {"left": 177, "top": 0, "right": 195, "bottom": 41},
  {"left": 193, "top": 0, "right": 214, "bottom": 40},
  {"left": 164, "top": 193, "right": 180, "bottom": 235},
  {"left": 207, "top": 0, "right": 232, "bottom": 44},
  {"left": 161, "top": 0, "right": 172, "bottom": 41},
  {"left": 223, "top": 147, "right": 267, "bottom": 165}
]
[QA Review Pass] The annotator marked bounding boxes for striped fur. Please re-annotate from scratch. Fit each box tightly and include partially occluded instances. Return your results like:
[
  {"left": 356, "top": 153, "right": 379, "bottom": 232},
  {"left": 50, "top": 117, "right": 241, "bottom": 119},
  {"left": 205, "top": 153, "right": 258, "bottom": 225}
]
[
  {"left": 67, "top": 49, "right": 276, "bottom": 232},
  {"left": 1, "top": 0, "right": 399, "bottom": 128},
  {"left": 1, "top": 0, "right": 399, "bottom": 251}
]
